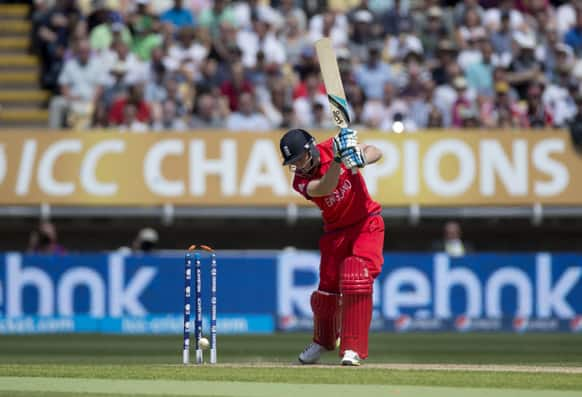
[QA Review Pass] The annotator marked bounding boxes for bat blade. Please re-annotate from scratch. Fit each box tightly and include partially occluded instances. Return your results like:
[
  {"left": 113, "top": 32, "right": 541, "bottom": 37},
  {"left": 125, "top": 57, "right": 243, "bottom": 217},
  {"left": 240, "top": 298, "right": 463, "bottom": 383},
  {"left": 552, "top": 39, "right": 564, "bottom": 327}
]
[
  {"left": 315, "top": 38, "right": 350, "bottom": 128},
  {"left": 315, "top": 38, "right": 358, "bottom": 174}
]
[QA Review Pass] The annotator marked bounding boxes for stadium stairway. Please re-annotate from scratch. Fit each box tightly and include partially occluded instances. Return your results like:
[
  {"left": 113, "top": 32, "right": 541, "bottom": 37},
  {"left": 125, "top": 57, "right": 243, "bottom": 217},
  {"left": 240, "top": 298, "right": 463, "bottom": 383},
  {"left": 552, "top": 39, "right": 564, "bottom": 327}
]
[{"left": 0, "top": 4, "right": 48, "bottom": 128}]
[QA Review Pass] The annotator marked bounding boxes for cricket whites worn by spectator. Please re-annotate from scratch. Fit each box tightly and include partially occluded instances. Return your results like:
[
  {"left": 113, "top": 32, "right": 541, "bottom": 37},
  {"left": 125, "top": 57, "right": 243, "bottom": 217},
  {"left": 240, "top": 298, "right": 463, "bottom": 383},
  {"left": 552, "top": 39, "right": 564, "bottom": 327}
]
[{"left": 280, "top": 129, "right": 384, "bottom": 366}]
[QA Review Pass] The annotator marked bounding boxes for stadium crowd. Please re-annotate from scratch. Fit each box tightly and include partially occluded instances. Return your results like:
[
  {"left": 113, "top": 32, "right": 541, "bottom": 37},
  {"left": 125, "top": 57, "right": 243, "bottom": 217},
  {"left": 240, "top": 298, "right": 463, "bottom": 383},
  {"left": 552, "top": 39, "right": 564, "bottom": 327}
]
[{"left": 31, "top": 0, "right": 582, "bottom": 131}]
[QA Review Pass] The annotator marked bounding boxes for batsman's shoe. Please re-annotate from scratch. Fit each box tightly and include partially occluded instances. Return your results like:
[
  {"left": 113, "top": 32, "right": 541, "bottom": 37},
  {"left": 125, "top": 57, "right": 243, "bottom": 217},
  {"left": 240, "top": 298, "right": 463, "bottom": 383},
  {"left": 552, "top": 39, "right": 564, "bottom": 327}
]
[
  {"left": 298, "top": 342, "right": 326, "bottom": 364},
  {"left": 341, "top": 350, "right": 361, "bottom": 366}
]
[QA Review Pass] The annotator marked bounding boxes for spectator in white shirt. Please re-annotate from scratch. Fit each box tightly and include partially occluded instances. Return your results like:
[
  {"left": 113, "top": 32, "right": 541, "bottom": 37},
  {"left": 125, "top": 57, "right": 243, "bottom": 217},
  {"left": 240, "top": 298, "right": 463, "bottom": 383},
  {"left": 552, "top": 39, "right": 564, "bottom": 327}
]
[
  {"left": 309, "top": 11, "right": 348, "bottom": 49},
  {"left": 482, "top": 0, "right": 524, "bottom": 32},
  {"left": 309, "top": 10, "right": 348, "bottom": 49},
  {"left": 164, "top": 26, "right": 209, "bottom": 78},
  {"left": 101, "top": 41, "right": 146, "bottom": 86},
  {"left": 49, "top": 39, "right": 106, "bottom": 128},
  {"left": 236, "top": 15, "right": 286, "bottom": 68},
  {"left": 226, "top": 92, "right": 272, "bottom": 132}
]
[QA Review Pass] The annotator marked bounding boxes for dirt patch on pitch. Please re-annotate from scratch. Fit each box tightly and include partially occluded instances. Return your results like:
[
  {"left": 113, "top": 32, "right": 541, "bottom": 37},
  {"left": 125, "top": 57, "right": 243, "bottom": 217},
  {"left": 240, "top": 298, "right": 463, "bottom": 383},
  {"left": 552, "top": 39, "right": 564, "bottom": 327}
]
[{"left": 218, "top": 362, "right": 582, "bottom": 374}]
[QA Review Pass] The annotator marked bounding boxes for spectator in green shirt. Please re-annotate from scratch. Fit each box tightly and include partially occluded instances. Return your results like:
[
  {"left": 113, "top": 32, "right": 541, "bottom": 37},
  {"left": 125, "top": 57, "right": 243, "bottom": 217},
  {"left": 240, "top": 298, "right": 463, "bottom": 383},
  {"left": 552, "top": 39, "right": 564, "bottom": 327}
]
[
  {"left": 132, "top": 19, "right": 163, "bottom": 61},
  {"left": 90, "top": 19, "right": 132, "bottom": 52},
  {"left": 198, "top": 0, "right": 237, "bottom": 37}
]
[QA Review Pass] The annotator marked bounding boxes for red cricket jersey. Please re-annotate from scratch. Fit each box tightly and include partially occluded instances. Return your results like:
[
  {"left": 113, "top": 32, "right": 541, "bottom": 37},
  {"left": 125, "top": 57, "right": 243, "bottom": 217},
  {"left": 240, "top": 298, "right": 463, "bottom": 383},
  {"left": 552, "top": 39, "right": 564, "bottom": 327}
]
[{"left": 292, "top": 138, "right": 382, "bottom": 232}]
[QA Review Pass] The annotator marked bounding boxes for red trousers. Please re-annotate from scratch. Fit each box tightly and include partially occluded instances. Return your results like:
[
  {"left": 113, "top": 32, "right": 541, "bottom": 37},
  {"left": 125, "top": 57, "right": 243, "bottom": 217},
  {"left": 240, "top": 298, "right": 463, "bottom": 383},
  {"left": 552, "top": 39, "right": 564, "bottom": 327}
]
[{"left": 318, "top": 214, "right": 385, "bottom": 293}]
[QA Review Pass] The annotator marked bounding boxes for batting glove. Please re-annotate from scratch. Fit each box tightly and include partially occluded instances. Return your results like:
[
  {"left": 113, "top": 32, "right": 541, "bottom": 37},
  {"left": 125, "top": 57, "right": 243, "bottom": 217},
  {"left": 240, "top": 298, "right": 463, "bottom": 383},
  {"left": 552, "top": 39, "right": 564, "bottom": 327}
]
[
  {"left": 341, "top": 146, "right": 367, "bottom": 169},
  {"left": 333, "top": 128, "right": 358, "bottom": 154}
]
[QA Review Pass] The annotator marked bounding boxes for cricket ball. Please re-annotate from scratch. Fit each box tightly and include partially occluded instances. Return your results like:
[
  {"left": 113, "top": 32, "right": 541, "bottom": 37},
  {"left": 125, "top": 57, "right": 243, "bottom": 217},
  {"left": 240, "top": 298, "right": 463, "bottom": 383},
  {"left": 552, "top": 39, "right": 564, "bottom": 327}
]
[{"left": 199, "top": 337, "right": 210, "bottom": 350}]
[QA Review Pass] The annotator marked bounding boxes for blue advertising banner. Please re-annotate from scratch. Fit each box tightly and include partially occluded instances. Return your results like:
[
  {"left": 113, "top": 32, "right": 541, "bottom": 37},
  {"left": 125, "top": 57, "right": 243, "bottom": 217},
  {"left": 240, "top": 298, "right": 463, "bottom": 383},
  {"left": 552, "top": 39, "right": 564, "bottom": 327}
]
[{"left": 0, "top": 251, "right": 581, "bottom": 334}]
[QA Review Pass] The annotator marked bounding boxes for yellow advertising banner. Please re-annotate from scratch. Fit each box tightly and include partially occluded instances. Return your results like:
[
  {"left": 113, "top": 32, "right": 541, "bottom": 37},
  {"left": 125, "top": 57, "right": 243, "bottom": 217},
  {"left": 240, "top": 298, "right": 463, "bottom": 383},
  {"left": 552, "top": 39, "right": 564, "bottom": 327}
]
[{"left": 0, "top": 131, "right": 579, "bottom": 206}]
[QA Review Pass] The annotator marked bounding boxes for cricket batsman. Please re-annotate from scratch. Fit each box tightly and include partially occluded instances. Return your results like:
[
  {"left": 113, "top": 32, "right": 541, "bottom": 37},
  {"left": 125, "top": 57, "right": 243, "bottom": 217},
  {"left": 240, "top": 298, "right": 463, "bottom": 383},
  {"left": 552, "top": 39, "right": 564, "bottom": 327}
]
[{"left": 279, "top": 127, "right": 384, "bottom": 366}]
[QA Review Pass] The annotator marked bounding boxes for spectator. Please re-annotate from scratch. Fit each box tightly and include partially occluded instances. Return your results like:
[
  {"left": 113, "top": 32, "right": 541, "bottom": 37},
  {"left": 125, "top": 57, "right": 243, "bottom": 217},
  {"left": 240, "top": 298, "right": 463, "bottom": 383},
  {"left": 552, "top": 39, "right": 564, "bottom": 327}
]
[
  {"left": 98, "top": 60, "right": 129, "bottom": 116},
  {"left": 153, "top": 100, "right": 188, "bottom": 131},
  {"left": 489, "top": 12, "right": 513, "bottom": 67},
  {"left": 362, "top": 82, "right": 400, "bottom": 128},
  {"left": 164, "top": 26, "right": 208, "bottom": 77},
  {"left": 160, "top": 0, "right": 195, "bottom": 30},
  {"left": 312, "top": 102, "right": 334, "bottom": 129},
  {"left": 456, "top": 8, "right": 485, "bottom": 50},
  {"left": 195, "top": 58, "right": 223, "bottom": 95},
  {"left": 556, "top": 0, "right": 580, "bottom": 37},
  {"left": 453, "top": 0, "right": 484, "bottom": 27},
  {"left": 480, "top": 81, "right": 527, "bottom": 128},
  {"left": 28, "top": 222, "right": 65, "bottom": 254},
  {"left": 101, "top": 41, "right": 144, "bottom": 85},
  {"left": 483, "top": 0, "right": 524, "bottom": 32},
  {"left": 420, "top": 6, "right": 450, "bottom": 59},
  {"left": 191, "top": 93, "right": 226, "bottom": 128},
  {"left": 131, "top": 16, "right": 163, "bottom": 62},
  {"left": 280, "top": 14, "right": 310, "bottom": 66},
  {"left": 433, "top": 63, "right": 461, "bottom": 127},
  {"left": 430, "top": 39, "right": 458, "bottom": 86},
  {"left": 543, "top": 69, "right": 577, "bottom": 127},
  {"left": 507, "top": 32, "right": 541, "bottom": 99},
  {"left": 225, "top": 92, "right": 271, "bottom": 132},
  {"left": 458, "top": 104, "right": 481, "bottom": 128},
  {"left": 400, "top": 52, "right": 430, "bottom": 101},
  {"left": 525, "top": 80, "right": 553, "bottom": 128},
  {"left": 37, "top": 0, "right": 82, "bottom": 92},
  {"left": 109, "top": 84, "right": 152, "bottom": 127},
  {"left": 144, "top": 62, "right": 168, "bottom": 105},
  {"left": 432, "top": 221, "right": 471, "bottom": 257},
  {"left": 89, "top": 14, "right": 132, "bottom": 52},
  {"left": 211, "top": 21, "right": 240, "bottom": 65},
  {"left": 293, "top": 73, "right": 327, "bottom": 126},
  {"left": 198, "top": 0, "right": 237, "bottom": 38},
  {"left": 537, "top": 26, "right": 565, "bottom": 82},
  {"left": 220, "top": 61, "right": 254, "bottom": 111},
  {"left": 465, "top": 39, "right": 495, "bottom": 96},
  {"left": 237, "top": 15, "right": 286, "bottom": 68},
  {"left": 131, "top": 0, "right": 155, "bottom": 34},
  {"left": 280, "top": 104, "right": 297, "bottom": 129},
  {"left": 277, "top": 0, "right": 307, "bottom": 32},
  {"left": 310, "top": 10, "right": 348, "bottom": 49},
  {"left": 381, "top": 0, "right": 411, "bottom": 36},
  {"left": 451, "top": 76, "right": 475, "bottom": 128},
  {"left": 349, "top": 9, "right": 378, "bottom": 62},
  {"left": 409, "top": 80, "right": 436, "bottom": 129},
  {"left": 119, "top": 104, "right": 149, "bottom": 132},
  {"left": 355, "top": 45, "right": 392, "bottom": 100},
  {"left": 163, "top": 78, "right": 188, "bottom": 117},
  {"left": 233, "top": 0, "right": 281, "bottom": 32},
  {"left": 564, "top": 8, "right": 582, "bottom": 56},
  {"left": 426, "top": 105, "right": 445, "bottom": 128},
  {"left": 309, "top": 9, "right": 348, "bottom": 48},
  {"left": 457, "top": 28, "right": 487, "bottom": 72},
  {"left": 49, "top": 39, "right": 106, "bottom": 129},
  {"left": 385, "top": 19, "right": 422, "bottom": 62},
  {"left": 86, "top": 0, "right": 111, "bottom": 33},
  {"left": 293, "top": 45, "right": 320, "bottom": 82},
  {"left": 132, "top": 227, "right": 159, "bottom": 253}
]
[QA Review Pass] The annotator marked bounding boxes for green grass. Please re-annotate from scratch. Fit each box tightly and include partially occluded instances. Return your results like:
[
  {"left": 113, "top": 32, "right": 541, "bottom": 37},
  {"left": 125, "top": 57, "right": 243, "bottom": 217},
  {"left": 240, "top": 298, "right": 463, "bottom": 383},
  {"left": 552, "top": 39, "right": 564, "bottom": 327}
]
[
  {"left": 0, "top": 333, "right": 580, "bottom": 366},
  {"left": 0, "top": 333, "right": 581, "bottom": 396}
]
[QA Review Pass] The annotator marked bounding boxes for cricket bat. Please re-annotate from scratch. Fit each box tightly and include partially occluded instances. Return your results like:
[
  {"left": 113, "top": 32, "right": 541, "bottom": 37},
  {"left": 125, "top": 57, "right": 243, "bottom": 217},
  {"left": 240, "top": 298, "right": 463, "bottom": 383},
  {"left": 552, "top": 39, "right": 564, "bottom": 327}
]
[{"left": 315, "top": 38, "right": 357, "bottom": 173}]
